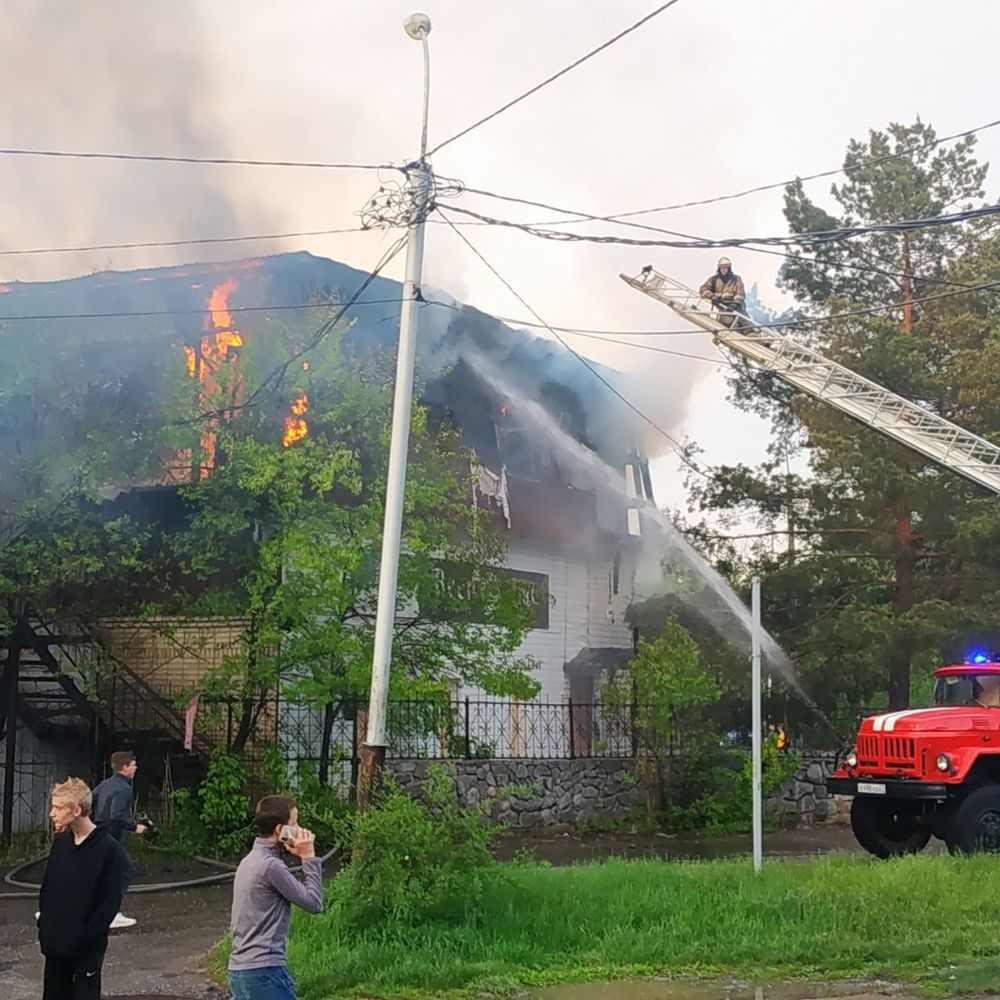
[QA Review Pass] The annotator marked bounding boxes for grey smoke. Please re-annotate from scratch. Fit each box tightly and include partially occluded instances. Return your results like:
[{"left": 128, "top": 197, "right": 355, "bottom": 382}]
[
  {"left": 0, "top": 1, "right": 261, "bottom": 279},
  {"left": 457, "top": 343, "right": 802, "bottom": 690}
]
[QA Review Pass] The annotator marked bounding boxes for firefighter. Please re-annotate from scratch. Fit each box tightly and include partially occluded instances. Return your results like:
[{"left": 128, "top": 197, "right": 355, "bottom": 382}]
[
  {"left": 699, "top": 257, "right": 746, "bottom": 327},
  {"left": 973, "top": 674, "right": 1000, "bottom": 707}
]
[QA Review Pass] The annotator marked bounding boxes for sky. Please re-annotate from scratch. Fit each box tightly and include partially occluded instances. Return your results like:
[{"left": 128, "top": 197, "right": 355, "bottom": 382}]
[{"left": 3, "top": 0, "right": 1000, "bottom": 516}]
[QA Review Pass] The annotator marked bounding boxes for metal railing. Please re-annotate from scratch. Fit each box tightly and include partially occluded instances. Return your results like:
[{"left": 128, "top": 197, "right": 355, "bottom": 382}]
[{"left": 193, "top": 696, "right": 684, "bottom": 763}]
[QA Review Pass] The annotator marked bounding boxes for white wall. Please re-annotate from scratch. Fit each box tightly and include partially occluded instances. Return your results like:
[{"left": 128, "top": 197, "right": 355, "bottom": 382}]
[
  {"left": 497, "top": 535, "right": 634, "bottom": 702},
  {"left": 452, "top": 535, "right": 636, "bottom": 758}
]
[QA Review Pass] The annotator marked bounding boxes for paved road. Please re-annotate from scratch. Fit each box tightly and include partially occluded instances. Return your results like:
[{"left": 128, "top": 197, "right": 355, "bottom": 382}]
[{"left": 0, "top": 882, "right": 230, "bottom": 1000}]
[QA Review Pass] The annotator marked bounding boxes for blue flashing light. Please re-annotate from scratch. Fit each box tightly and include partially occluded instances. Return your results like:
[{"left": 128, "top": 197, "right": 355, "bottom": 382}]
[{"left": 969, "top": 652, "right": 990, "bottom": 665}]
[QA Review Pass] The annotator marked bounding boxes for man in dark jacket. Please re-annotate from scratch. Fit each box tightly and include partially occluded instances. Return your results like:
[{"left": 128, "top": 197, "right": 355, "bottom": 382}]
[
  {"left": 699, "top": 256, "right": 747, "bottom": 327},
  {"left": 38, "top": 776, "right": 122, "bottom": 1000},
  {"left": 92, "top": 750, "right": 147, "bottom": 929}
]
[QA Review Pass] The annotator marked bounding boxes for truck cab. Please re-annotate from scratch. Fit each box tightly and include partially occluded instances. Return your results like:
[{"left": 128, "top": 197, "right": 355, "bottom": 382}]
[{"left": 828, "top": 658, "right": 1000, "bottom": 856}]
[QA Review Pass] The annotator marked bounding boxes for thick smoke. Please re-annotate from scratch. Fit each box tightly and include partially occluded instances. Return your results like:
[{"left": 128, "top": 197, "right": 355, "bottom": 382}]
[
  {"left": 0, "top": 1, "right": 264, "bottom": 280},
  {"left": 0, "top": 1, "right": 709, "bottom": 471}
]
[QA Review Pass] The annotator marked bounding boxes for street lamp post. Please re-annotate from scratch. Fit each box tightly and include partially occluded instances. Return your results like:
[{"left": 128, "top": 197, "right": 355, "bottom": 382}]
[{"left": 358, "top": 13, "right": 434, "bottom": 811}]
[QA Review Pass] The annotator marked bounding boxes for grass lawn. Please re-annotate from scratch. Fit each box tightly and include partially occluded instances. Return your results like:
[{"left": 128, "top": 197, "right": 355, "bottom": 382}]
[{"left": 226, "top": 853, "right": 1000, "bottom": 999}]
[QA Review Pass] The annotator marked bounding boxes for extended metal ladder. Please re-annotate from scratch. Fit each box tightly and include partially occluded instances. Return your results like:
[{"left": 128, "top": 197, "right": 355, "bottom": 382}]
[{"left": 621, "top": 268, "right": 1000, "bottom": 495}]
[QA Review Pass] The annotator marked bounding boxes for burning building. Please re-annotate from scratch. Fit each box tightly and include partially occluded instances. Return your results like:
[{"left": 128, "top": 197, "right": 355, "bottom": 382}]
[{"left": 0, "top": 251, "right": 657, "bottom": 827}]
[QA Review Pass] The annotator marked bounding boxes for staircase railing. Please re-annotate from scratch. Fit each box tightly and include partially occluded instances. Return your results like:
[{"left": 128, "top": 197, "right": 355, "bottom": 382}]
[{"left": 29, "top": 618, "right": 216, "bottom": 762}]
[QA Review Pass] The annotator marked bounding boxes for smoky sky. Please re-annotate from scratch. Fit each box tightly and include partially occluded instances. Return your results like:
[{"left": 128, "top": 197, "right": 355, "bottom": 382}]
[
  {"left": 0, "top": 1, "right": 260, "bottom": 276},
  {"left": 11, "top": 1, "right": 998, "bottom": 494}
]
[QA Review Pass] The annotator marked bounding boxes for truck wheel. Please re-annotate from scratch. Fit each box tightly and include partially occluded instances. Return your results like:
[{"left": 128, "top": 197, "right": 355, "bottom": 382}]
[
  {"left": 850, "top": 797, "right": 930, "bottom": 858},
  {"left": 949, "top": 786, "right": 1000, "bottom": 854}
]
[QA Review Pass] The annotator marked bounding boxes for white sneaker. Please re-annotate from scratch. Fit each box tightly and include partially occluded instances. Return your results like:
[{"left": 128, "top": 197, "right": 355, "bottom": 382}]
[{"left": 109, "top": 912, "right": 137, "bottom": 929}]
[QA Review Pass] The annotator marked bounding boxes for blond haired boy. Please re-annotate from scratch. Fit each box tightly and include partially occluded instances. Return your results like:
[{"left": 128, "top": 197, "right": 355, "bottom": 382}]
[{"left": 37, "top": 777, "right": 122, "bottom": 1000}]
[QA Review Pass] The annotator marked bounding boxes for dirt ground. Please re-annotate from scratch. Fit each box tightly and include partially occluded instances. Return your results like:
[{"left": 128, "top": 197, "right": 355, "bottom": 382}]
[
  {"left": 492, "top": 823, "right": 869, "bottom": 863},
  {"left": 0, "top": 825, "right": 931, "bottom": 1000}
]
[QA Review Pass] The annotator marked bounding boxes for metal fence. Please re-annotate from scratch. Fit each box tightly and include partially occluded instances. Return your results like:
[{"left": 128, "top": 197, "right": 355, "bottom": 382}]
[{"left": 195, "top": 696, "right": 679, "bottom": 768}]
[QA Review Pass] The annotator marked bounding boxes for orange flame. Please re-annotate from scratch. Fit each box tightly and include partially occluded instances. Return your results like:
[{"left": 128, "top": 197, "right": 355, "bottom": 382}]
[
  {"left": 283, "top": 390, "right": 309, "bottom": 448},
  {"left": 207, "top": 277, "right": 238, "bottom": 330},
  {"left": 182, "top": 278, "right": 247, "bottom": 476}
]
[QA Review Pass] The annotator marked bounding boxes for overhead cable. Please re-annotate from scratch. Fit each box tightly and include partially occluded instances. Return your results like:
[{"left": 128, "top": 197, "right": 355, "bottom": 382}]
[
  {"left": 0, "top": 225, "right": 376, "bottom": 257},
  {"left": 435, "top": 206, "right": 713, "bottom": 479},
  {"left": 427, "top": 0, "right": 684, "bottom": 156},
  {"left": 0, "top": 298, "right": 403, "bottom": 324},
  {"left": 440, "top": 193, "right": 1000, "bottom": 292},
  {"left": 541, "top": 116, "right": 1000, "bottom": 221},
  {"left": 0, "top": 147, "right": 396, "bottom": 171},
  {"left": 446, "top": 200, "right": 1000, "bottom": 251}
]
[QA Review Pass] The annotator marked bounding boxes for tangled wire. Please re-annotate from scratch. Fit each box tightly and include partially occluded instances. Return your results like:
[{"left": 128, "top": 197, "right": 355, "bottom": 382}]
[{"left": 359, "top": 165, "right": 465, "bottom": 231}]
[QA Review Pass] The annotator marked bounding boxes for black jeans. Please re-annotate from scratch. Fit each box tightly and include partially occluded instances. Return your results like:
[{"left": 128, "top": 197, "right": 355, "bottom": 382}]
[
  {"left": 42, "top": 939, "right": 108, "bottom": 1000},
  {"left": 114, "top": 836, "right": 136, "bottom": 897}
]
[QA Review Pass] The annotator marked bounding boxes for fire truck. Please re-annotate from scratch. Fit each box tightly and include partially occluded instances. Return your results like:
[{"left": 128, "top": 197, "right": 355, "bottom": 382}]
[
  {"left": 826, "top": 658, "right": 1000, "bottom": 856},
  {"left": 622, "top": 268, "right": 1000, "bottom": 855}
]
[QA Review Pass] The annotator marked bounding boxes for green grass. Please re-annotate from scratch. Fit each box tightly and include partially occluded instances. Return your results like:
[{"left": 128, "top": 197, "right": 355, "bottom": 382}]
[
  {"left": 0, "top": 831, "right": 49, "bottom": 867},
  {"left": 262, "top": 853, "right": 1000, "bottom": 999}
]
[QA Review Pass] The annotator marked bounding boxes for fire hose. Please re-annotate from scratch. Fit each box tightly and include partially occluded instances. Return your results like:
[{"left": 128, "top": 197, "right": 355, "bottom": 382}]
[{"left": 0, "top": 842, "right": 340, "bottom": 900}]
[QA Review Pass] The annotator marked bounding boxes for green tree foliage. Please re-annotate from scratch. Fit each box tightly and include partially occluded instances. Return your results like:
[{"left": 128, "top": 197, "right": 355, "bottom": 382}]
[
  {"left": 0, "top": 313, "right": 181, "bottom": 634},
  {"left": 602, "top": 623, "right": 720, "bottom": 807},
  {"left": 170, "top": 354, "right": 542, "bottom": 720},
  {"left": 0, "top": 299, "right": 541, "bottom": 727}
]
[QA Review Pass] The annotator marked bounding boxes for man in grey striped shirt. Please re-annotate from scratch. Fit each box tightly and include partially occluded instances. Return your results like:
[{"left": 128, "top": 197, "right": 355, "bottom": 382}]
[{"left": 228, "top": 795, "right": 323, "bottom": 1000}]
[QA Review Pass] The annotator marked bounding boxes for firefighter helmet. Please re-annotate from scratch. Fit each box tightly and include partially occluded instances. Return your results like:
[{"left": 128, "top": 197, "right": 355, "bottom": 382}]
[{"left": 718, "top": 256, "right": 732, "bottom": 268}]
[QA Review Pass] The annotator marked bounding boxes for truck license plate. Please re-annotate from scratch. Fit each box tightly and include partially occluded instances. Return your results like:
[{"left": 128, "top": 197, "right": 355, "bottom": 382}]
[{"left": 857, "top": 782, "right": 887, "bottom": 795}]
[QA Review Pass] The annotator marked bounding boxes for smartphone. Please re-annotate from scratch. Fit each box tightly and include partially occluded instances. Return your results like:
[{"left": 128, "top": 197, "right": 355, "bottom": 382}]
[{"left": 279, "top": 825, "right": 300, "bottom": 843}]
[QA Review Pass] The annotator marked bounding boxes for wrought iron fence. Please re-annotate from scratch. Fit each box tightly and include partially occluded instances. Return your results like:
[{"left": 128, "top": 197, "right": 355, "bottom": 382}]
[{"left": 193, "top": 696, "right": 687, "bottom": 765}]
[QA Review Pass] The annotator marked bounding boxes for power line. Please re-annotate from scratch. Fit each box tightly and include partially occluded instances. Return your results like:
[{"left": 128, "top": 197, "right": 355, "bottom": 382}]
[
  {"left": 0, "top": 298, "right": 404, "bottom": 324},
  {"left": 190, "top": 235, "right": 410, "bottom": 424},
  {"left": 439, "top": 194, "right": 1000, "bottom": 293},
  {"left": 538, "top": 116, "right": 1000, "bottom": 222},
  {"left": 558, "top": 328, "right": 736, "bottom": 366},
  {"left": 754, "top": 277, "right": 1000, "bottom": 330},
  {"left": 0, "top": 285, "right": 697, "bottom": 335},
  {"left": 420, "top": 297, "right": 704, "bottom": 336},
  {"left": 447, "top": 199, "right": 1000, "bottom": 251},
  {"left": 0, "top": 147, "right": 396, "bottom": 171},
  {"left": 0, "top": 225, "right": 376, "bottom": 257},
  {"left": 435, "top": 206, "right": 713, "bottom": 480},
  {"left": 427, "top": 0, "right": 684, "bottom": 156}
]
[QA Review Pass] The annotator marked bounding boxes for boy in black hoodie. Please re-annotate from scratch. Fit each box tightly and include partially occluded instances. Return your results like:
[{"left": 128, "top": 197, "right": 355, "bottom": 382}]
[{"left": 37, "top": 776, "right": 122, "bottom": 1000}]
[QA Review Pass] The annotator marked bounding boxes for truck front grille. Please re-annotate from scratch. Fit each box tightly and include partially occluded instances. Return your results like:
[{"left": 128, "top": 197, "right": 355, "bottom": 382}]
[{"left": 856, "top": 733, "right": 916, "bottom": 771}]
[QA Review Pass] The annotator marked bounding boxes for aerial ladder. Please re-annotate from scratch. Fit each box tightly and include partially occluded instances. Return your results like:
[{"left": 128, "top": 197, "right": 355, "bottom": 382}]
[{"left": 621, "top": 267, "right": 1000, "bottom": 495}]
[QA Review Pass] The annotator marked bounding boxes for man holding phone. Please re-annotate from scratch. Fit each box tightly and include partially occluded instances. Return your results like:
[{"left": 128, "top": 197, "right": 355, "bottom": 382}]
[{"left": 228, "top": 795, "right": 323, "bottom": 1000}]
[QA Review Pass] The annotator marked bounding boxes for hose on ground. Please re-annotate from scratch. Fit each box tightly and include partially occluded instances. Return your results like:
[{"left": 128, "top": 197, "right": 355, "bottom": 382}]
[{"left": 0, "top": 844, "right": 340, "bottom": 900}]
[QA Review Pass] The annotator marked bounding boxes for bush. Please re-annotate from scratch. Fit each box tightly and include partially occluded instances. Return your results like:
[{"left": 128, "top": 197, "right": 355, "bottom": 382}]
[
  {"left": 197, "top": 750, "right": 254, "bottom": 857},
  {"left": 159, "top": 747, "right": 353, "bottom": 859},
  {"left": 329, "top": 765, "right": 503, "bottom": 930},
  {"left": 261, "top": 749, "right": 353, "bottom": 852},
  {"left": 664, "top": 734, "right": 799, "bottom": 834},
  {"left": 157, "top": 750, "right": 253, "bottom": 858}
]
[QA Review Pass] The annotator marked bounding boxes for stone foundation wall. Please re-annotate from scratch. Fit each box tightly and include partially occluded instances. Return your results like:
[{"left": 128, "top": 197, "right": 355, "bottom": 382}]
[
  {"left": 389, "top": 752, "right": 850, "bottom": 829},
  {"left": 389, "top": 758, "right": 646, "bottom": 827},
  {"left": 768, "top": 751, "right": 852, "bottom": 825}
]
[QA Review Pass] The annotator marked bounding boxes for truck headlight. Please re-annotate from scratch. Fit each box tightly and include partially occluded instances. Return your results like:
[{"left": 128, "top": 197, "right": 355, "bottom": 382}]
[
  {"left": 936, "top": 753, "right": 951, "bottom": 772},
  {"left": 845, "top": 749, "right": 858, "bottom": 768}
]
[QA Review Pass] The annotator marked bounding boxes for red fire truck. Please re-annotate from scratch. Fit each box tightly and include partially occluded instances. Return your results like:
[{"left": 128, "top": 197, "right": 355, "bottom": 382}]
[{"left": 825, "top": 657, "right": 1000, "bottom": 856}]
